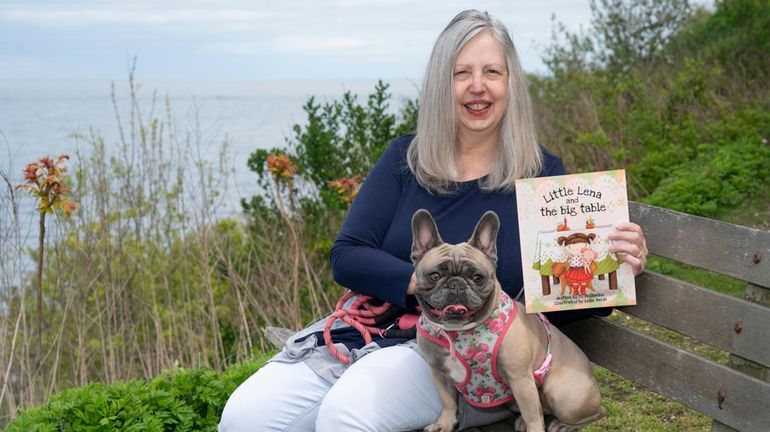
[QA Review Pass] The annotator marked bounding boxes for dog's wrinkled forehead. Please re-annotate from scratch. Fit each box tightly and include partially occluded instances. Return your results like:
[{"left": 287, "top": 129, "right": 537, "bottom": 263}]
[{"left": 419, "top": 242, "right": 496, "bottom": 273}]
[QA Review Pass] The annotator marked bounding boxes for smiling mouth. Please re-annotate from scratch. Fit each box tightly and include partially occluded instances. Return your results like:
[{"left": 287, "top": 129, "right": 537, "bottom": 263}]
[
  {"left": 464, "top": 102, "right": 491, "bottom": 117},
  {"left": 465, "top": 102, "right": 490, "bottom": 110}
]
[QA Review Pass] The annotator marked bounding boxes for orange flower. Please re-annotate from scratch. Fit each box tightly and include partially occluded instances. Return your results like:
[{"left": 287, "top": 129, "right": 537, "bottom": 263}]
[
  {"left": 16, "top": 154, "right": 78, "bottom": 217},
  {"left": 59, "top": 199, "right": 79, "bottom": 216},
  {"left": 39, "top": 155, "right": 54, "bottom": 169},
  {"left": 266, "top": 153, "right": 297, "bottom": 186},
  {"left": 328, "top": 174, "right": 363, "bottom": 205},
  {"left": 22, "top": 162, "right": 41, "bottom": 183}
]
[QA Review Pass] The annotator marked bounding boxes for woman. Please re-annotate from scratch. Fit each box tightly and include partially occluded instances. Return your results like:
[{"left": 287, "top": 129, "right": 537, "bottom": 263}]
[{"left": 219, "top": 10, "right": 647, "bottom": 432}]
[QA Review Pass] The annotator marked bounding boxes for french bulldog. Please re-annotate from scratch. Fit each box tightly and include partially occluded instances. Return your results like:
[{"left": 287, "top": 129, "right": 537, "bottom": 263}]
[{"left": 411, "top": 209, "right": 605, "bottom": 432}]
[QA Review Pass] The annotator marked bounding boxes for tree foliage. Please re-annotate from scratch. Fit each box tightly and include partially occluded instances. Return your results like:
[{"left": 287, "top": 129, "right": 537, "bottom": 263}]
[{"left": 535, "top": 0, "right": 770, "bottom": 216}]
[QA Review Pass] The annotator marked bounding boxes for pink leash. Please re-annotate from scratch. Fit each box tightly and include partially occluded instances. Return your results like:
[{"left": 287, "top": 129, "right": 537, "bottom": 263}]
[{"left": 323, "top": 290, "right": 391, "bottom": 364}]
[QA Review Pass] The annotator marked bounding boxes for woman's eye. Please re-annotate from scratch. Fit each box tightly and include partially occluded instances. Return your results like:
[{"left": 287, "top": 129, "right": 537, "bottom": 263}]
[
  {"left": 453, "top": 70, "right": 469, "bottom": 77},
  {"left": 472, "top": 274, "right": 484, "bottom": 283},
  {"left": 429, "top": 272, "right": 441, "bottom": 282}
]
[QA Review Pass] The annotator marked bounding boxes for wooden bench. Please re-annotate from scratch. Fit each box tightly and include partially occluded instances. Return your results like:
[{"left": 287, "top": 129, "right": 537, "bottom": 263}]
[
  {"left": 558, "top": 202, "right": 770, "bottom": 432},
  {"left": 267, "top": 202, "right": 770, "bottom": 432}
]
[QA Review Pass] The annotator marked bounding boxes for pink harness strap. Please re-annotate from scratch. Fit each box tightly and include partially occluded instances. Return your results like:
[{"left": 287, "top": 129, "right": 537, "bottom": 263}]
[
  {"left": 533, "top": 312, "right": 553, "bottom": 386},
  {"left": 417, "top": 292, "right": 554, "bottom": 407}
]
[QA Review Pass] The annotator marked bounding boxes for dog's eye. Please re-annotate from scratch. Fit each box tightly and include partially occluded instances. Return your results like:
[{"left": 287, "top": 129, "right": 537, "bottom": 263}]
[
  {"left": 428, "top": 272, "right": 441, "bottom": 282},
  {"left": 472, "top": 274, "right": 484, "bottom": 283}
]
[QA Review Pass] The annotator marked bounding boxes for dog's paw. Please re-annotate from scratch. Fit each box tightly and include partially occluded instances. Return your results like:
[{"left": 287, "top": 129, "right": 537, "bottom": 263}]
[
  {"left": 514, "top": 415, "right": 527, "bottom": 432},
  {"left": 546, "top": 417, "right": 582, "bottom": 432},
  {"left": 424, "top": 409, "right": 457, "bottom": 432},
  {"left": 423, "top": 422, "right": 454, "bottom": 432}
]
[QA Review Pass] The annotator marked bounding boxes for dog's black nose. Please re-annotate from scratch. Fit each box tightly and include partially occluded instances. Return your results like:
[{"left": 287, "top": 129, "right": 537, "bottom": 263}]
[{"left": 448, "top": 277, "right": 467, "bottom": 291}]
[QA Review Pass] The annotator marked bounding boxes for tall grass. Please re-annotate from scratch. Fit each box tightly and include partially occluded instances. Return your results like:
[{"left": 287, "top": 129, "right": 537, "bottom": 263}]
[{"left": 0, "top": 73, "right": 339, "bottom": 425}]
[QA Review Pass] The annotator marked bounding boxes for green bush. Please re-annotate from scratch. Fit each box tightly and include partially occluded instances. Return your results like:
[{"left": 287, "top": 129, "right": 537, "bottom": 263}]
[
  {"left": 245, "top": 80, "right": 417, "bottom": 212},
  {"left": 535, "top": 0, "right": 770, "bottom": 218},
  {"left": 645, "top": 110, "right": 770, "bottom": 216},
  {"left": 239, "top": 80, "right": 418, "bottom": 327},
  {"left": 2, "top": 352, "right": 272, "bottom": 432}
]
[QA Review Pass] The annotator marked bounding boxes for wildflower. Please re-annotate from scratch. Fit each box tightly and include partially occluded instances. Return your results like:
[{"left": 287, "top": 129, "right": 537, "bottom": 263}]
[
  {"left": 328, "top": 174, "right": 363, "bottom": 205},
  {"left": 266, "top": 153, "right": 298, "bottom": 187},
  {"left": 23, "top": 163, "right": 40, "bottom": 183},
  {"left": 17, "top": 154, "right": 78, "bottom": 217}
]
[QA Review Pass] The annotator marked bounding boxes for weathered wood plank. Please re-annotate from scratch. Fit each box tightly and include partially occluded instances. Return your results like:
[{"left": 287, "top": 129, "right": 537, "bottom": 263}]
[
  {"left": 563, "top": 317, "right": 770, "bottom": 432},
  {"left": 629, "top": 202, "right": 770, "bottom": 288},
  {"left": 464, "top": 416, "right": 517, "bottom": 432},
  {"left": 264, "top": 326, "right": 295, "bottom": 349},
  {"left": 624, "top": 271, "right": 770, "bottom": 367}
]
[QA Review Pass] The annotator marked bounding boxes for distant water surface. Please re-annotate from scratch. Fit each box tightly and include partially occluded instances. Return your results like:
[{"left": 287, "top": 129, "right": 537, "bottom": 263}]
[{"left": 0, "top": 78, "right": 419, "bottom": 217}]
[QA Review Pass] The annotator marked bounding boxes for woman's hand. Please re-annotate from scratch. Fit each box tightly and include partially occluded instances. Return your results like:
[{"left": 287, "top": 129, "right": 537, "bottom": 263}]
[{"left": 608, "top": 222, "right": 648, "bottom": 276}]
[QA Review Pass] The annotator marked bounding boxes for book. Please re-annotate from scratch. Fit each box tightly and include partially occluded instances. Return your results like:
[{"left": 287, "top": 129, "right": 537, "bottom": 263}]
[{"left": 514, "top": 169, "right": 636, "bottom": 313}]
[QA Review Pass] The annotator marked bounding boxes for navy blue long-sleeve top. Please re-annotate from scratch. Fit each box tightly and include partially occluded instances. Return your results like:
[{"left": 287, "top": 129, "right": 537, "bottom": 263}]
[{"left": 330, "top": 135, "right": 610, "bottom": 326}]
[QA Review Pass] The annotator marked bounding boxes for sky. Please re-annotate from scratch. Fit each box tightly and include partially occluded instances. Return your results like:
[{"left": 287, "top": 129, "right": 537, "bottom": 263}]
[{"left": 1, "top": 0, "right": 712, "bottom": 81}]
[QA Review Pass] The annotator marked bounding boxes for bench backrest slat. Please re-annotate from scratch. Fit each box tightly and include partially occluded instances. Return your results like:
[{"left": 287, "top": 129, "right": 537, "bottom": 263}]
[
  {"left": 563, "top": 317, "right": 770, "bottom": 432},
  {"left": 626, "top": 271, "right": 770, "bottom": 367},
  {"left": 630, "top": 202, "right": 770, "bottom": 288}
]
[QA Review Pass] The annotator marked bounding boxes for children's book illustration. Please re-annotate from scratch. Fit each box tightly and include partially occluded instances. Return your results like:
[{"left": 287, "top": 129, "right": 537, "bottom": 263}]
[{"left": 515, "top": 170, "right": 636, "bottom": 313}]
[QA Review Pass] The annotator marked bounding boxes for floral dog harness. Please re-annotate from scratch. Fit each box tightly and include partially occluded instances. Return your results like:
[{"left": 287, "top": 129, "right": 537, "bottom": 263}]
[{"left": 417, "top": 291, "right": 553, "bottom": 408}]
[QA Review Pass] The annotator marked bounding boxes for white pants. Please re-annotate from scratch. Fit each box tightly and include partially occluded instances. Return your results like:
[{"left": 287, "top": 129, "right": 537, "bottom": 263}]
[
  {"left": 218, "top": 345, "right": 445, "bottom": 431},
  {"left": 218, "top": 344, "right": 513, "bottom": 431}
]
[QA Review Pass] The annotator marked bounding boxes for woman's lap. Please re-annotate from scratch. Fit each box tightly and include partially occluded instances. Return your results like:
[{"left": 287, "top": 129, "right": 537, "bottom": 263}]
[
  {"left": 316, "top": 345, "right": 443, "bottom": 431},
  {"left": 218, "top": 344, "right": 513, "bottom": 431},
  {"left": 218, "top": 359, "right": 330, "bottom": 432}
]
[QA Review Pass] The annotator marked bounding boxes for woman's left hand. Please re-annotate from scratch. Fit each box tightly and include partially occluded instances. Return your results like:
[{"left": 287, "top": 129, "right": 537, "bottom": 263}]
[{"left": 608, "top": 222, "right": 648, "bottom": 276}]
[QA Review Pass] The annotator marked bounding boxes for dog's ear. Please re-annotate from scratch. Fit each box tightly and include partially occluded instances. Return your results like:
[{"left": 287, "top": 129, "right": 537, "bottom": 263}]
[
  {"left": 468, "top": 211, "right": 500, "bottom": 263},
  {"left": 411, "top": 209, "right": 443, "bottom": 263}
]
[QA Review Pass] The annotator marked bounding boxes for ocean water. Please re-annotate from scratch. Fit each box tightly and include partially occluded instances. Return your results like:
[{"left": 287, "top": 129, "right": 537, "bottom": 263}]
[{"left": 0, "top": 78, "right": 419, "bottom": 217}]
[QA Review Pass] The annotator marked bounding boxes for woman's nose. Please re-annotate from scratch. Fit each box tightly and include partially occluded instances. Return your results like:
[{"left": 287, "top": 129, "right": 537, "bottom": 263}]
[{"left": 469, "top": 72, "right": 485, "bottom": 93}]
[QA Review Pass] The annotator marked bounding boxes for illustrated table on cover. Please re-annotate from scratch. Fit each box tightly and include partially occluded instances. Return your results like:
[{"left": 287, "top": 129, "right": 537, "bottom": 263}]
[{"left": 531, "top": 227, "right": 620, "bottom": 296}]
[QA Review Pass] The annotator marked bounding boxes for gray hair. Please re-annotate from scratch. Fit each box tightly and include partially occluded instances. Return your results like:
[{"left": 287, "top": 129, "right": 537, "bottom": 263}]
[{"left": 407, "top": 9, "right": 543, "bottom": 194}]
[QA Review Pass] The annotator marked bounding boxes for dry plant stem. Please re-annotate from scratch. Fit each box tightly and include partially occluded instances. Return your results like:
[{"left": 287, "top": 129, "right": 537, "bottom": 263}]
[
  {"left": 0, "top": 170, "right": 21, "bottom": 418},
  {"left": 219, "top": 248, "right": 253, "bottom": 356},
  {"left": 271, "top": 176, "right": 302, "bottom": 325},
  {"left": 35, "top": 211, "right": 45, "bottom": 359},
  {"left": 149, "top": 280, "right": 167, "bottom": 375},
  {"left": 0, "top": 301, "right": 23, "bottom": 420},
  {"left": 261, "top": 244, "right": 295, "bottom": 323},
  {"left": 46, "top": 293, "right": 71, "bottom": 397}
]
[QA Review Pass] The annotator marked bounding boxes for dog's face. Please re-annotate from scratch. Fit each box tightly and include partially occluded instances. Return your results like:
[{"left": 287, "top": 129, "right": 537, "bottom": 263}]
[{"left": 411, "top": 209, "right": 501, "bottom": 330}]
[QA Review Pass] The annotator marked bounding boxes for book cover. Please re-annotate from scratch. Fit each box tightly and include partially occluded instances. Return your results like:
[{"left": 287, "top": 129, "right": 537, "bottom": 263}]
[{"left": 514, "top": 169, "right": 636, "bottom": 313}]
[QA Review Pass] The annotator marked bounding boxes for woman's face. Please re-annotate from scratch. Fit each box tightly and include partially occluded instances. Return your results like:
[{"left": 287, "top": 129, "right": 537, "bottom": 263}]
[{"left": 453, "top": 30, "right": 509, "bottom": 141}]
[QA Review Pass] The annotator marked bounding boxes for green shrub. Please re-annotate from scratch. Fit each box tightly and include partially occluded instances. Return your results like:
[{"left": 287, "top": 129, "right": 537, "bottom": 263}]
[
  {"left": 3, "top": 352, "right": 272, "bottom": 432},
  {"left": 645, "top": 110, "right": 770, "bottom": 216},
  {"left": 245, "top": 80, "right": 417, "bottom": 212},
  {"left": 239, "top": 80, "right": 418, "bottom": 328},
  {"left": 536, "top": 0, "right": 770, "bottom": 215}
]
